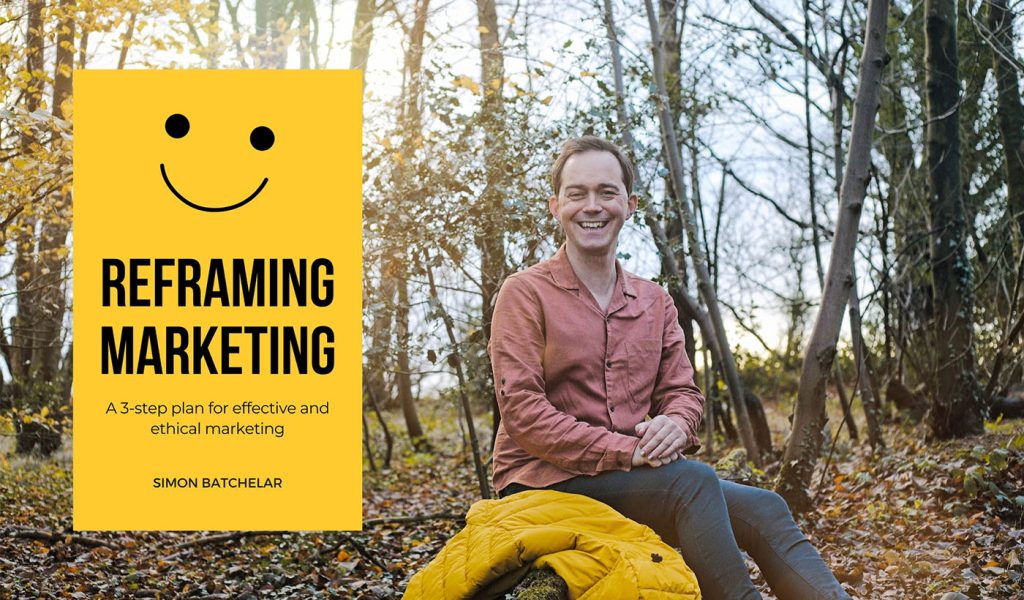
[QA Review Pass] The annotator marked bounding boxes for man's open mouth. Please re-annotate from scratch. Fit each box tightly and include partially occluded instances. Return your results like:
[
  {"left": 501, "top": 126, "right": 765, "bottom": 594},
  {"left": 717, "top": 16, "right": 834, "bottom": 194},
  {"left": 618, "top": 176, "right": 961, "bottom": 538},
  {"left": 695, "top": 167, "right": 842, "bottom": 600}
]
[{"left": 578, "top": 221, "right": 609, "bottom": 230}]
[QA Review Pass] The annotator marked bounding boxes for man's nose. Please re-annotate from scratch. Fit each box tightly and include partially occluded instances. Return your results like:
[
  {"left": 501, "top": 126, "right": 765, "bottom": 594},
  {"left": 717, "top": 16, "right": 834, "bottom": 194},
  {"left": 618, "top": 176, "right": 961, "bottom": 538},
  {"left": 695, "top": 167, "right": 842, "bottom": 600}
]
[{"left": 582, "top": 192, "right": 602, "bottom": 211}]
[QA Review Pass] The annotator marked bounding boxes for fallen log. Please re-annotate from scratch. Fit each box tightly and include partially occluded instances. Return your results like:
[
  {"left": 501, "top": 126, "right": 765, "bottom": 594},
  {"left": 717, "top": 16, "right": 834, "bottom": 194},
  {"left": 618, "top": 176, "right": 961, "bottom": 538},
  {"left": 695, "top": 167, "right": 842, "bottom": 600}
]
[{"left": 3, "top": 526, "right": 118, "bottom": 550}]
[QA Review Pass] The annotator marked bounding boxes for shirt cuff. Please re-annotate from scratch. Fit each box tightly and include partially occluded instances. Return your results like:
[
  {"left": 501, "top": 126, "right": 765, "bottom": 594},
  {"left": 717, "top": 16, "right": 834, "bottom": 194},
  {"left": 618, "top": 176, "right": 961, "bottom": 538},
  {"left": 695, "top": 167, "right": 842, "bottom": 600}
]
[{"left": 599, "top": 435, "right": 640, "bottom": 472}]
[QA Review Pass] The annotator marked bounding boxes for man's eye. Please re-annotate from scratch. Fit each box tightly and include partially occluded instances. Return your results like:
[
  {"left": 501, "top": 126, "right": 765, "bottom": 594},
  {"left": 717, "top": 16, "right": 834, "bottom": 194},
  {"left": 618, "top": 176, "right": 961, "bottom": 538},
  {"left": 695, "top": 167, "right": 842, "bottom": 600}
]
[
  {"left": 568, "top": 194, "right": 585, "bottom": 201},
  {"left": 602, "top": 190, "right": 618, "bottom": 197}
]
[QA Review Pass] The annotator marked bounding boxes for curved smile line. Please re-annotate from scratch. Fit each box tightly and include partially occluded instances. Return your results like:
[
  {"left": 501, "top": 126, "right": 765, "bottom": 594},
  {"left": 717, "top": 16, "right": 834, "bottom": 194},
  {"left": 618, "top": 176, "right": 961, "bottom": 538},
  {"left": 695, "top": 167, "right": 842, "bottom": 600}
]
[{"left": 160, "top": 163, "right": 268, "bottom": 212}]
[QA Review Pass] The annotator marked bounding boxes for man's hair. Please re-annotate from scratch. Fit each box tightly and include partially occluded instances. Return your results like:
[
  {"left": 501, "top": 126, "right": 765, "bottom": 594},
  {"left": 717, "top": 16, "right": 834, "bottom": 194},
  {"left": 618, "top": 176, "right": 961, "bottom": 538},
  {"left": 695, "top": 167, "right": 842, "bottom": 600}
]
[{"left": 550, "top": 136, "right": 634, "bottom": 196}]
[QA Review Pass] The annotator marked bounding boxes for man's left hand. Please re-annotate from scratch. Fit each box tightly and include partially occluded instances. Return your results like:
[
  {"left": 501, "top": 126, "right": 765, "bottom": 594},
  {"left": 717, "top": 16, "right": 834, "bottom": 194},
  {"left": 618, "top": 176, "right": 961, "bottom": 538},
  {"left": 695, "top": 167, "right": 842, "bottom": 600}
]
[{"left": 635, "top": 415, "right": 689, "bottom": 461}]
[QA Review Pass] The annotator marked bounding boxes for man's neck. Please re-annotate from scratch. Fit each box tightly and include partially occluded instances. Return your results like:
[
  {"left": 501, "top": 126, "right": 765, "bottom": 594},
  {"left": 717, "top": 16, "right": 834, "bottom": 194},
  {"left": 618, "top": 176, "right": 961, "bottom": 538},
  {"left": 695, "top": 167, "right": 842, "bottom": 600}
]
[{"left": 565, "top": 245, "right": 617, "bottom": 307}]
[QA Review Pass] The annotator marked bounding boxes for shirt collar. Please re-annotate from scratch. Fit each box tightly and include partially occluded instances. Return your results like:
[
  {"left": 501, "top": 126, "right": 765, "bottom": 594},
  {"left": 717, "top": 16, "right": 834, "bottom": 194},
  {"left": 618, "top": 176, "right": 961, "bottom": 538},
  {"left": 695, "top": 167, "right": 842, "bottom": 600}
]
[{"left": 549, "top": 245, "right": 638, "bottom": 299}]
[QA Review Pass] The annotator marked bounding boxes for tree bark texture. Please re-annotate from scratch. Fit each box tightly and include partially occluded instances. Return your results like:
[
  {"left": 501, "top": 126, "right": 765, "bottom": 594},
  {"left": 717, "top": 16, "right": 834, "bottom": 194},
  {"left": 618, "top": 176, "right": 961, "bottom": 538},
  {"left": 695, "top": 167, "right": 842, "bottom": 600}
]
[
  {"left": 475, "top": 0, "right": 506, "bottom": 332},
  {"left": 474, "top": 0, "right": 507, "bottom": 445},
  {"left": 657, "top": 0, "right": 698, "bottom": 369},
  {"left": 8, "top": 0, "right": 46, "bottom": 387},
  {"left": 987, "top": 0, "right": 1024, "bottom": 241},
  {"left": 924, "top": 0, "right": 984, "bottom": 438},
  {"left": 776, "top": 0, "right": 889, "bottom": 511},
  {"left": 32, "top": 0, "right": 74, "bottom": 384}
]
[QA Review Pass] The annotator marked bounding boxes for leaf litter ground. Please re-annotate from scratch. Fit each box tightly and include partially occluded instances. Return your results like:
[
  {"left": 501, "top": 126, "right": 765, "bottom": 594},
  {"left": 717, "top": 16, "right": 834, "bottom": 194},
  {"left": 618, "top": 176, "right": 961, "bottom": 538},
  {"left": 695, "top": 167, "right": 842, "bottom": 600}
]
[{"left": 1, "top": 410, "right": 1022, "bottom": 599}]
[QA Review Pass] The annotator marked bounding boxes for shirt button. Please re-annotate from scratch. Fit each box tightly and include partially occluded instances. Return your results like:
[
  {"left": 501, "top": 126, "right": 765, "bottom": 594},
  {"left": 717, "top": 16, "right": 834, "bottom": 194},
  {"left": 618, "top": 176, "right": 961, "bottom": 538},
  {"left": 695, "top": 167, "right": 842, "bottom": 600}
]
[
  {"left": 606, "top": 360, "right": 612, "bottom": 368},
  {"left": 610, "top": 406, "right": 615, "bottom": 413}
]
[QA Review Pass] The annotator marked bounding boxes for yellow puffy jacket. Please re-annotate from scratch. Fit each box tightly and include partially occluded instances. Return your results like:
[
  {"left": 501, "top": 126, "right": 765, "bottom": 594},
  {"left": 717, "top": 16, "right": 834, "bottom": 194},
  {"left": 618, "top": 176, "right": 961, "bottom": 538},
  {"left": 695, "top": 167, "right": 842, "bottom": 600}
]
[{"left": 402, "top": 490, "right": 700, "bottom": 599}]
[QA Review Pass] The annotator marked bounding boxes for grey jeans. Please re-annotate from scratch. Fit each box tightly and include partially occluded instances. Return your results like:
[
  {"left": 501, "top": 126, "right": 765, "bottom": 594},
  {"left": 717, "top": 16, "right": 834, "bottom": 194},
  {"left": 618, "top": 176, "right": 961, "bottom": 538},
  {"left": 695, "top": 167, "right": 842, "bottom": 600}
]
[{"left": 500, "top": 459, "right": 851, "bottom": 600}]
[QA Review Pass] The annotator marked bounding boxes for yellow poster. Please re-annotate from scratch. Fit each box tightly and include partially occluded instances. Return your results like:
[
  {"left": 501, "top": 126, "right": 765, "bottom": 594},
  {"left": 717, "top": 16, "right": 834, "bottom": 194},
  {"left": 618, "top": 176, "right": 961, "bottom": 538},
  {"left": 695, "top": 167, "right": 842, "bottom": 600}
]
[{"left": 72, "top": 70, "right": 362, "bottom": 530}]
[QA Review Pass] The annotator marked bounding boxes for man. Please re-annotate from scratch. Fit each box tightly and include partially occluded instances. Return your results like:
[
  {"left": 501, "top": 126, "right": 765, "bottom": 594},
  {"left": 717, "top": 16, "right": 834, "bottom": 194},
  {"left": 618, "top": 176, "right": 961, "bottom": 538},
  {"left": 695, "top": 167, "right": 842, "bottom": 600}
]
[{"left": 489, "top": 136, "right": 850, "bottom": 600}]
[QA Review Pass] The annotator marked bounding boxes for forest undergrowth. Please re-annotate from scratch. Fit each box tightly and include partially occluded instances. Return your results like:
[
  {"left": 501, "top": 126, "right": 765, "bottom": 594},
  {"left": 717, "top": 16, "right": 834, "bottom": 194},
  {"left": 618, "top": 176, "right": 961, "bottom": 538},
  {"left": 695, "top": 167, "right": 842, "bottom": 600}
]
[{"left": 1, "top": 402, "right": 1022, "bottom": 599}]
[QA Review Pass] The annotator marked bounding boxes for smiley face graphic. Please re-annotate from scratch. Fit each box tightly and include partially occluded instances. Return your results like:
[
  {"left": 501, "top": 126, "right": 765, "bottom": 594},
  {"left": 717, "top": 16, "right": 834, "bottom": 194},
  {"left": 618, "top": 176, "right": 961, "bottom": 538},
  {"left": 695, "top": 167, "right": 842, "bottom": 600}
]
[{"left": 160, "top": 113, "right": 275, "bottom": 212}]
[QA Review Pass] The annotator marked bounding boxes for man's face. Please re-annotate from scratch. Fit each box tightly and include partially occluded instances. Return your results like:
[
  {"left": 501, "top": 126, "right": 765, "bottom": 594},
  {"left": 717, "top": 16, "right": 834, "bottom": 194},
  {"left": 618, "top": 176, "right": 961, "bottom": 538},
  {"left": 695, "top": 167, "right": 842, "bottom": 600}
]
[{"left": 549, "top": 150, "right": 637, "bottom": 258}]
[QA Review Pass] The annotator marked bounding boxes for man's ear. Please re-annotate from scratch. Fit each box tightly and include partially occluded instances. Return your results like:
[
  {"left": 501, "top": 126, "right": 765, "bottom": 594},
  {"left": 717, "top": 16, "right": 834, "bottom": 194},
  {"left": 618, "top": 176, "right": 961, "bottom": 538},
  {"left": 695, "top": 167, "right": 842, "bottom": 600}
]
[
  {"left": 627, "top": 193, "right": 638, "bottom": 219},
  {"left": 548, "top": 193, "right": 559, "bottom": 220}
]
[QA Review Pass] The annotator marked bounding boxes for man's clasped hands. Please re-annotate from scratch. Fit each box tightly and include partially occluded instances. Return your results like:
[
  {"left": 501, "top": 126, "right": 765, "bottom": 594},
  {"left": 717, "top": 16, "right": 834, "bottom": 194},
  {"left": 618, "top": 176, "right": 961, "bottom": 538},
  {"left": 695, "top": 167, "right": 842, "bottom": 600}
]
[{"left": 631, "top": 414, "right": 692, "bottom": 467}]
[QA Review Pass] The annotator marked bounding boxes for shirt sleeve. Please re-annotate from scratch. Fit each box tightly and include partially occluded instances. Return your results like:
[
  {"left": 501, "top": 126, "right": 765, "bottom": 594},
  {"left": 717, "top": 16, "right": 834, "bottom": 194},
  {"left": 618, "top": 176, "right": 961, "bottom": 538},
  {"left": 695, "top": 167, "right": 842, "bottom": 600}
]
[
  {"left": 490, "top": 275, "right": 639, "bottom": 475},
  {"left": 650, "top": 291, "right": 705, "bottom": 448}
]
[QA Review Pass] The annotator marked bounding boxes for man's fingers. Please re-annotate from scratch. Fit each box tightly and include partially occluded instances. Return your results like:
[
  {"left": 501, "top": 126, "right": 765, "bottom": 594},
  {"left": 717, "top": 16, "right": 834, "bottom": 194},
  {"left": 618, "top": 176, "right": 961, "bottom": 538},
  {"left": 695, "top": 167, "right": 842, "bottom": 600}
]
[
  {"left": 641, "top": 431, "right": 667, "bottom": 455},
  {"left": 647, "top": 434, "right": 682, "bottom": 459},
  {"left": 642, "top": 421, "right": 682, "bottom": 457}
]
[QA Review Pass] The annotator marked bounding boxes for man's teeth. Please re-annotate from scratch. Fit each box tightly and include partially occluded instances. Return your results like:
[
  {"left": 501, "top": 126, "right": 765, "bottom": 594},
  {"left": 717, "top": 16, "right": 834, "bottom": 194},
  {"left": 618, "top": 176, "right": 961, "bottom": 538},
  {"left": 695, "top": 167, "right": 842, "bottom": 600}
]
[{"left": 579, "top": 222, "right": 607, "bottom": 229}]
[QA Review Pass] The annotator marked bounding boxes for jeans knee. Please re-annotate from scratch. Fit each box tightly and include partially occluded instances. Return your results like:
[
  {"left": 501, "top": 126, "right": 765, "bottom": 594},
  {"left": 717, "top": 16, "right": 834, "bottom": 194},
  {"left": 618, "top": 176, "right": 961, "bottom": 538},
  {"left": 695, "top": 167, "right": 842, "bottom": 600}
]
[
  {"left": 750, "top": 487, "right": 793, "bottom": 524},
  {"left": 665, "top": 459, "right": 719, "bottom": 492}
]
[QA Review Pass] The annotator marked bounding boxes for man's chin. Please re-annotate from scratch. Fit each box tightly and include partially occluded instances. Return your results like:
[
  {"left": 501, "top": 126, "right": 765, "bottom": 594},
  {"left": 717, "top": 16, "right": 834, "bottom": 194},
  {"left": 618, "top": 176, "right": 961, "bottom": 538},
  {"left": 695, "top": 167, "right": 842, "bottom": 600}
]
[{"left": 567, "top": 240, "right": 617, "bottom": 258}]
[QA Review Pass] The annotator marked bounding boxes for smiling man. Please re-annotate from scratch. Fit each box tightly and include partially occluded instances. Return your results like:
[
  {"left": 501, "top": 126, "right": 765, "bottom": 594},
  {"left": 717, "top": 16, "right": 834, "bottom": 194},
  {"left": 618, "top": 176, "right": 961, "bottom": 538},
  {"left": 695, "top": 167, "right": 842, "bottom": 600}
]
[{"left": 488, "top": 136, "right": 851, "bottom": 600}]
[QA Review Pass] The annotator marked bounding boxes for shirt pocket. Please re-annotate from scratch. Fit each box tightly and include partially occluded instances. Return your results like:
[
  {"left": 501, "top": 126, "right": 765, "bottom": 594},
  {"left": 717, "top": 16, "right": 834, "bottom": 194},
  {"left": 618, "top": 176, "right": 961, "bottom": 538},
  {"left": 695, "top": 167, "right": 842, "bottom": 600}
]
[{"left": 626, "top": 339, "right": 661, "bottom": 407}]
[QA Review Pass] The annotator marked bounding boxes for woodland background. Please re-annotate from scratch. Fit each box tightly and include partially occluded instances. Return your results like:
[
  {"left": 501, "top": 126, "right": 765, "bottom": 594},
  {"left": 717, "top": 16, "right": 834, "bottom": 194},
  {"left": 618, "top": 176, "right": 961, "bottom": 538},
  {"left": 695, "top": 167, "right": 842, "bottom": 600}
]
[{"left": 1, "top": 0, "right": 1024, "bottom": 598}]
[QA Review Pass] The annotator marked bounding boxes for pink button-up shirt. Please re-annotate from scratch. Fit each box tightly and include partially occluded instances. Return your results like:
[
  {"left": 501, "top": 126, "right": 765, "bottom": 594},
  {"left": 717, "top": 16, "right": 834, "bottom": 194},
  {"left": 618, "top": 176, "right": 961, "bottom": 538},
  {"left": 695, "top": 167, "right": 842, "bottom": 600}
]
[{"left": 489, "top": 246, "right": 705, "bottom": 492}]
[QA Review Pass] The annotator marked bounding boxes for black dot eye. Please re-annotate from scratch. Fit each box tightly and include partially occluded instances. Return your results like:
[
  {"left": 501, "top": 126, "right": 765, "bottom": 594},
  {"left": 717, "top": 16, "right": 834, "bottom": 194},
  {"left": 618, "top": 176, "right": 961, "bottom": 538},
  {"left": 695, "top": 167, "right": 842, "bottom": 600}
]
[
  {"left": 165, "top": 114, "right": 189, "bottom": 139},
  {"left": 250, "top": 126, "right": 274, "bottom": 151}
]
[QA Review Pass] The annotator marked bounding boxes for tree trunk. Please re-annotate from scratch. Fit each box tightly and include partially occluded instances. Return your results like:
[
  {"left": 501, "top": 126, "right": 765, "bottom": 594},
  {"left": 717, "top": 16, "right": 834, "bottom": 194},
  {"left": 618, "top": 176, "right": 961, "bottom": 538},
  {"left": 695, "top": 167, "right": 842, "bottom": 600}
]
[
  {"left": 878, "top": 4, "right": 927, "bottom": 392},
  {"left": 987, "top": 0, "right": 1024, "bottom": 241},
  {"left": 350, "top": 0, "right": 385, "bottom": 427},
  {"left": 643, "top": 0, "right": 763, "bottom": 466},
  {"left": 60, "top": 344, "right": 72, "bottom": 409},
  {"left": 9, "top": 0, "right": 73, "bottom": 455},
  {"left": 423, "top": 252, "right": 491, "bottom": 498},
  {"left": 848, "top": 261, "right": 884, "bottom": 449},
  {"left": 924, "top": 0, "right": 984, "bottom": 438},
  {"left": 7, "top": 0, "right": 45, "bottom": 387},
  {"left": 349, "top": 0, "right": 389, "bottom": 463},
  {"left": 800, "top": 4, "right": 859, "bottom": 446},
  {"left": 362, "top": 411, "right": 377, "bottom": 471},
  {"left": 603, "top": 0, "right": 762, "bottom": 460},
  {"left": 744, "top": 389, "right": 772, "bottom": 454},
  {"left": 387, "top": 0, "right": 432, "bottom": 450},
  {"left": 474, "top": 0, "right": 507, "bottom": 447},
  {"left": 702, "top": 345, "right": 714, "bottom": 455},
  {"left": 117, "top": 10, "right": 137, "bottom": 69},
  {"left": 297, "top": 0, "right": 312, "bottom": 69},
  {"left": 364, "top": 259, "right": 395, "bottom": 406},
  {"left": 207, "top": 0, "right": 220, "bottom": 68},
  {"left": 776, "top": 0, "right": 889, "bottom": 511},
  {"left": 33, "top": 0, "right": 74, "bottom": 384},
  {"left": 688, "top": 140, "right": 770, "bottom": 453},
  {"left": 834, "top": 370, "right": 858, "bottom": 441},
  {"left": 659, "top": 0, "right": 698, "bottom": 369},
  {"left": 827, "top": 39, "right": 884, "bottom": 446},
  {"left": 364, "top": 379, "right": 394, "bottom": 469},
  {"left": 350, "top": 0, "right": 376, "bottom": 83},
  {"left": 395, "top": 272, "right": 427, "bottom": 449}
]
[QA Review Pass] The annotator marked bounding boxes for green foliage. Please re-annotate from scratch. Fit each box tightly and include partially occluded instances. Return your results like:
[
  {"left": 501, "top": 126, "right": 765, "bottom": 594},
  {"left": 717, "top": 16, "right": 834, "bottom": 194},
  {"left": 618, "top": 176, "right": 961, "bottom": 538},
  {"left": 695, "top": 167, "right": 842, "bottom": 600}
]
[
  {"left": 5, "top": 376, "right": 69, "bottom": 456},
  {"left": 733, "top": 347, "right": 800, "bottom": 402},
  {"left": 951, "top": 440, "right": 1024, "bottom": 517}
]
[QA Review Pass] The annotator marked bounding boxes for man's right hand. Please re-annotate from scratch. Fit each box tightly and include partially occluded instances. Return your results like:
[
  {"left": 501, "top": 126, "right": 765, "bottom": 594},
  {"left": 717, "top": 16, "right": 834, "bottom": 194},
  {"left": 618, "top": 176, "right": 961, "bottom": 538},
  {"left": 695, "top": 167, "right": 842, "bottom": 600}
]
[{"left": 631, "top": 442, "right": 681, "bottom": 468}]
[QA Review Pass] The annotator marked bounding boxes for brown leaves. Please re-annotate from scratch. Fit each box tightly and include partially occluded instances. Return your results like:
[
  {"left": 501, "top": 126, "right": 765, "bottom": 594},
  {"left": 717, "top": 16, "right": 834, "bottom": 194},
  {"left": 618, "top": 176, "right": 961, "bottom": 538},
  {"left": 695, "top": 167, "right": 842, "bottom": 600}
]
[
  {"left": 3, "top": 414, "right": 1023, "bottom": 598},
  {"left": 801, "top": 420, "right": 1024, "bottom": 599}
]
